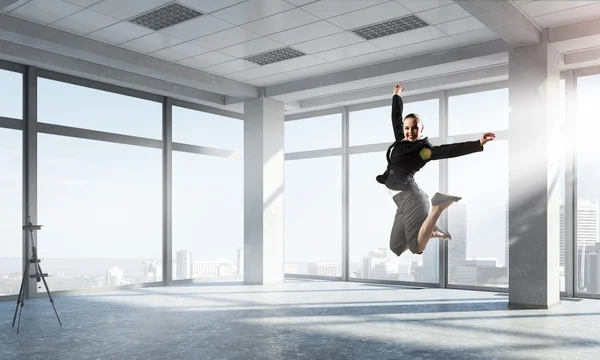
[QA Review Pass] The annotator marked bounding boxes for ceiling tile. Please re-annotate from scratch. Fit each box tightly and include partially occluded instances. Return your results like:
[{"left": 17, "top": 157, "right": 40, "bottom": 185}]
[
  {"left": 278, "top": 61, "right": 339, "bottom": 79},
  {"left": 416, "top": 3, "right": 470, "bottom": 25},
  {"left": 267, "top": 20, "right": 343, "bottom": 45},
  {"left": 248, "top": 74, "right": 293, "bottom": 87},
  {"left": 1, "top": 1, "right": 29, "bottom": 13},
  {"left": 368, "top": 25, "right": 446, "bottom": 49},
  {"left": 451, "top": 27, "right": 499, "bottom": 45},
  {"left": 158, "top": 15, "right": 234, "bottom": 41},
  {"left": 177, "top": 0, "right": 247, "bottom": 14},
  {"left": 283, "top": 0, "right": 317, "bottom": 7},
  {"left": 532, "top": 2, "right": 600, "bottom": 28},
  {"left": 10, "top": 0, "right": 82, "bottom": 24},
  {"left": 63, "top": 0, "right": 103, "bottom": 7},
  {"left": 327, "top": 1, "right": 411, "bottom": 30},
  {"left": 211, "top": 0, "right": 295, "bottom": 25},
  {"left": 226, "top": 66, "right": 279, "bottom": 81},
  {"left": 435, "top": 16, "right": 485, "bottom": 36},
  {"left": 292, "top": 31, "right": 364, "bottom": 54},
  {"left": 218, "top": 37, "right": 284, "bottom": 58},
  {"left": 51, "top": 9, "right": 119, "bottom": 35},
  {"left": 241, "top": 8, "right": 320, "bottom": 36},
  {"left": 88, "top": 21, "right": 154, "bottom": 44},
  {"left": 190, "top": 27, "right": 262, "bottom": 50},
  {"left": 331, "top": 50, "right": 398, "bottom": 70},
  {"left": 394, "top": 0, "right": 453, "bottom": 13},
  {"left": 261, "top": 54, "right": 325, "bottom": 73},
  {"left": 313, "top": 41, "right": 381, "bottom": 62},
  {"left": 149, "top": 42, "right": 211, "bottom": 61},
  {"left": 178, "top": 51, "right": 236, "bottom": 69},
  {"left": 301, "top": 0, "right": 390, "bottom": 19},
  {"left": 121, "top": 32, "right": 183, "bottom": 54},
  {"left": 387, "top": 36, "right": 459, "bottom": 57},
  {"left": 520, "top": 1, "right": 596, "bottom": 18},
  {"left": 202, "top": 59, "right": 260, "bottom": 75},
  {"left": 89, "top": 0, "right": 171, "bottom": 20}
]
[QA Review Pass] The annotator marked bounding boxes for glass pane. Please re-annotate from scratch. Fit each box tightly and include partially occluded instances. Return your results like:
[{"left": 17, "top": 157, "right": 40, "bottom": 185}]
[
  {"left": 349, "top": 152, "right": 439, "bottom": 283},
  {"left": 172, "top": 153, "right": 243, "bottom": 280},
  {"left": 559, "top": 77, "right": 566, "bottom": 291},
  {"left": 38, "top": 78, "right": 161, "bottom": 139},
  {"left": 285, "top": 156, "right": 342, "bottom": 276},
  {"left": 449, "top": 88, "right": 508, "bottom": 136},
  {"left": 448, "top": 140, "right": 508, "bottom": 287},
  {"left": 350, "top": 99, "right": 440, "bottom": 146},
  {"left": 576, "top": 74, "right": 600, "bottom": 294},
  {"left": 0, "top": 128, "right": 22, "bottom": 295},
  {"left": 172, "top": 106, "right": 243, "bottom": 152},
  {"left": 0, "top": 69, "right": 22, "bottom": 119},
  {"left": 38, "top": 135, "right": 162, "bottom": 291},
  {"left": 285, "top": 114, "right": 341, "bottom": 152}
]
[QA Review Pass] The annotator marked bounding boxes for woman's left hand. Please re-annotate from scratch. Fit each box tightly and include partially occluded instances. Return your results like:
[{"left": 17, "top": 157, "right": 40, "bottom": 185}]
[{"left": 480, "top": 132, "right": 496, "bottom": 145}]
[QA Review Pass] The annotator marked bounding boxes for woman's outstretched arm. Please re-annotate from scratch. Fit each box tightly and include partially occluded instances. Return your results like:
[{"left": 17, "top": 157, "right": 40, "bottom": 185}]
[
  {"left": 392, "top": 84, "right": 404, "bottom": 141},
  {"left": 419, "top": 132, "right": 495, "bottom": 161}
]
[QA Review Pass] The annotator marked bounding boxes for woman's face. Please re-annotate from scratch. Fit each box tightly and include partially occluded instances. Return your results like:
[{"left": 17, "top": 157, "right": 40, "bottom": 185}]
[{"left": 403, "top": 117, "right": 423, "bottom": 142}]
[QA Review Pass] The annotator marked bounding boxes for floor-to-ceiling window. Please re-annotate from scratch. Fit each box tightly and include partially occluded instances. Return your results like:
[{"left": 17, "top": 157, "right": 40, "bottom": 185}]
[
  {"left": 575, "top": 72, "right": 600, "bottom": 295},
  {"left": 284, "top": 113, "right": 342, "bottom": 277},
  {"left": 37, "top": 76, "right": 163, "bottom": 291},
  {"left": 349, "top": 97, "right": 440, "bottom": 283},
  {"left": 171, "top": 105, "right": 243, "bottom": 280},
  {"left": 0, "top": 67, "right": 23, "bottom": 296},
  {"left": 447, "top": 87, "right": 509, "bottom": 288}
]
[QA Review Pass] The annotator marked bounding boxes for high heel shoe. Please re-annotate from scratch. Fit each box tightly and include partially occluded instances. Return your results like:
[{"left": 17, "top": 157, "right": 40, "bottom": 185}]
[{"left": 431, "top": 192, "right": 462, "bottom": 206}]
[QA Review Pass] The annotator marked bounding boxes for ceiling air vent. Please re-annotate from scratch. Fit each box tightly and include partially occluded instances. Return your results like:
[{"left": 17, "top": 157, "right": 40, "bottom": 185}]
[
  {"left": 352, "top": 14, "right": 428, "bottom": 40},
  {"left": 129, "top": 3, "right": 203, "bottom": 31},
  {"left": 244, "top": 47, "right": 306, "bottom": 66}
]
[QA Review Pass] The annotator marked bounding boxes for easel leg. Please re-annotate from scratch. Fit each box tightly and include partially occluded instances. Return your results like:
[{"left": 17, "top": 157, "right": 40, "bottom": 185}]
[
  {"left": 12, "top": 261, "right": 28, "bottom": 328},
  {"left": 38, "top": 263, "right": 62, "bottom": 326}
]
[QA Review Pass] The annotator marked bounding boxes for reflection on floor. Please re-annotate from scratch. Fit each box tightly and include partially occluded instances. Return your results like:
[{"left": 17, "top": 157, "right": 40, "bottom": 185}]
[{"left": 1, "top": 279, "right": 599, "bottom": 360}]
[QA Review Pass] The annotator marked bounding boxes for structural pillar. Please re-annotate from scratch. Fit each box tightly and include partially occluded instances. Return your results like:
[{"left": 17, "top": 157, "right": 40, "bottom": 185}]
[
  {"left": 243, "top": 96, "right": 285, "bottom": 285},
  {"left": 508, "top": 31, "right": 561, "bottom": 309}
]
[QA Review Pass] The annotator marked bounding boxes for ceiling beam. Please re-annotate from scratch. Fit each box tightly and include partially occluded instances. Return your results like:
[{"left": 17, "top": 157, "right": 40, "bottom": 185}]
[
  {"left": 297, "top": 65, "right": 508, "bottom": 111},
  {"left": 0, "top": 13, "right": 259, "bottom": 100},
  {"left": 549, "top": 18, "right": 600, "bottom": 53},
  {"left": 0, "top": 39, "right": 231, "bottom": 108},
  {"left": 454, "top": 0, "right": 541, "bottom": 48},
  {"left": 564, "top": 48, "right": 600, "bottom": 69},
  {"left": 265, "top": 39, "right": 509, "bottom": 101}
]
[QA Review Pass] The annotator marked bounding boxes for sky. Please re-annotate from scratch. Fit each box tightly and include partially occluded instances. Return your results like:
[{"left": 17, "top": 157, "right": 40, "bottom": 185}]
[{"left": 1, "top": 69, "right": 599, "bottom": 276}]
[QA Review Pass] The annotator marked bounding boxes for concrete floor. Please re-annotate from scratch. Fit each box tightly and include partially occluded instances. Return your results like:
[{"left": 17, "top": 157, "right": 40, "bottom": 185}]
[{"left": 1, "top": 279, "right": 600, "bottom": 360}]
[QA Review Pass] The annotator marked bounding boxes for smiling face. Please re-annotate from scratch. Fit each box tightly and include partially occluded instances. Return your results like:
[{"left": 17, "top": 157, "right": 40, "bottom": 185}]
[{"left": 403, "top": 114, "right": 424, "bottom": 142}]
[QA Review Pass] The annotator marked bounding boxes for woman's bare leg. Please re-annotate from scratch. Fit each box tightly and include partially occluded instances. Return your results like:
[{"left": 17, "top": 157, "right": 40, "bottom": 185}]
[{"left": 415, "top": 200, "right": 455, "bottom": 253}]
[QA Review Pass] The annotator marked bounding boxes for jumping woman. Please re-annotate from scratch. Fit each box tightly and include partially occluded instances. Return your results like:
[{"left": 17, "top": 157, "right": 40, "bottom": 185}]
[{"left": 376, "top": 83, "right": 495, "bottom": 256}]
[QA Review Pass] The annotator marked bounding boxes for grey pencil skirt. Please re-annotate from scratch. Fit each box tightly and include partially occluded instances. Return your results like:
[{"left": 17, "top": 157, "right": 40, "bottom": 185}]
[{"left": 390, "top": 183, "right": 429, "bottom": 256}]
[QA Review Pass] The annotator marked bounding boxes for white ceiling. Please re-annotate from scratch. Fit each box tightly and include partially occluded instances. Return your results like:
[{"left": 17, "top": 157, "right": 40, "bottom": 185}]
[
  {"left": 513, "top": 0, "right": 600, "bottom": 29},
  {"left": 1, "top": 0, "right": 502, "bottom": 87},
  {"left": 1, "top": 0, "right": 600, "bottom": 114}
]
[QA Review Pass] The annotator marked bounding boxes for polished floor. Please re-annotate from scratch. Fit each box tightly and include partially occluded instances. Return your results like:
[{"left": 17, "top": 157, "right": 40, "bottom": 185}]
[{"left": 1, "top": 279, "right": 600, "bottom": 360}]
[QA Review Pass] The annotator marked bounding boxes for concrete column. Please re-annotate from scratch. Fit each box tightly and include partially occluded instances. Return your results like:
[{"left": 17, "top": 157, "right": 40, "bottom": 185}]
[
  {"left": 243, "top": 96, "right": 285, "bottom": 285},
  {"left": 508, "top": 32, "right": 561, "bottom": 309}
]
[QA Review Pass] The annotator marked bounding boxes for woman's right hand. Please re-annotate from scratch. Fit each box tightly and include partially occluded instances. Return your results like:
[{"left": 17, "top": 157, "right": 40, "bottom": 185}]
[{"left": 394, "top": 83, "right": 403, "bottom": 95}]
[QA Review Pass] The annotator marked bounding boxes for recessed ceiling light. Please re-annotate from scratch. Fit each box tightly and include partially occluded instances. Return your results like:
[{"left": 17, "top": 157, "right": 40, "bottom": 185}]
[
  {"left": 129, "top": 3, "right": 203, "bottom": 31},
  {"left": 244, "top": 47, "right": 306, "bottom": 66},
  {"left": 352, "top": 15, "right": 429, "bottom": 41}
]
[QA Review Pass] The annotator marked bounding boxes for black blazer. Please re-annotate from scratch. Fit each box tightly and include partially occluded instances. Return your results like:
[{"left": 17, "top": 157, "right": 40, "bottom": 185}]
[{"left": 376, "top": 94, "right": 483, "bottom": 191}]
